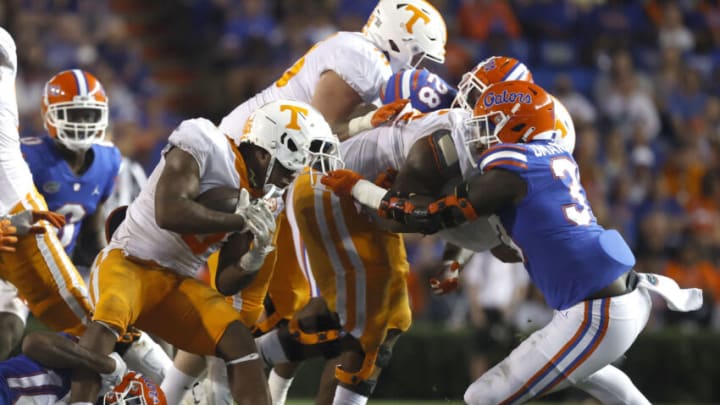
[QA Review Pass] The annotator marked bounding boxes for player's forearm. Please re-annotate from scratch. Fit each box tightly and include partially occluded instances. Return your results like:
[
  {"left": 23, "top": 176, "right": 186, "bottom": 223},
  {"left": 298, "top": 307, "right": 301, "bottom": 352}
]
[
  {"left": 155, "top": 197, "right": 246, "bottom": 234},
  {"left": 22, "top": 332, "right": 115, "bottom": 374},
  {"left": 215, "top": 263, "right": 260, "bottom": 296}
]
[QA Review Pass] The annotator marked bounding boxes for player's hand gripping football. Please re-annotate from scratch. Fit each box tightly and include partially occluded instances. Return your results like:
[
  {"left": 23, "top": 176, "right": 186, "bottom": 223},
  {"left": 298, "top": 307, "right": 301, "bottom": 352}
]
[
  {"left": 321, "top": 169, "right": 364, "bottom": 198},
  {"left": 428, "top": 260, "right": 462, "bottom": 295},
  {"left": 235, "top": 188, "right": 276, "bottom": 248}
]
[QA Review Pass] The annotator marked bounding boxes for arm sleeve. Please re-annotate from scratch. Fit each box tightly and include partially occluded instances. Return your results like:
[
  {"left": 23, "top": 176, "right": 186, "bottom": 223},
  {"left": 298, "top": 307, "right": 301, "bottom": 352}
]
[{"left": 478, "top": 144, "right": 529, "bottom": 174}]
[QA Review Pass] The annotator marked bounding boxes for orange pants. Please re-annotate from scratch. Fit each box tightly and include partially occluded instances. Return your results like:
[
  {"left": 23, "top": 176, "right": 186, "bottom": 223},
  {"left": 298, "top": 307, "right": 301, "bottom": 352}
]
[
  {"left": 0, "top": 188, "right": 90, "bottom": 334},
  {"left": 288, "top": 174, "right": 412, "bottom": 354},
  {"left": 90, "top": 248, "right": 243, "bottom": 355}
]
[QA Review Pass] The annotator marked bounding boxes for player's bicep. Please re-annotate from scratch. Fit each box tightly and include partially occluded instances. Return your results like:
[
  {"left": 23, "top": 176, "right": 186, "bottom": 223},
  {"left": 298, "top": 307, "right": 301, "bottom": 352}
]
[
  {"left": 156, "top": 147, "right": 201, "bottom": 203},
  {"left": 311, "top": 70, "right": 363, "bottom": 131},
  {"left": 391, "top": 133, "right": 458, "bottom": 196},
  {"left": 465, "top": 169, "right": 527, "bottom": 216}
]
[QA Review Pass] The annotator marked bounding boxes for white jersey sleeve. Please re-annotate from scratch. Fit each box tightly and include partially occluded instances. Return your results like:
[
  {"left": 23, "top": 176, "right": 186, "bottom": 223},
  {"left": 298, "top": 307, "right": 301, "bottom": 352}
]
[
  {"left": 340, "top": 109, "right": 470, "bottom": 180},
  {"left": 0, "top": 27, "right": 36, "bottom": 215},
  {"left": 167, "top": 118, "right": 217, "bottom": 176},
  {"left": 109, "top": 118, "right": 242, "bottom": 277},
  {"left": 219, "top": 31, "right": 392, "bottom": 142}
]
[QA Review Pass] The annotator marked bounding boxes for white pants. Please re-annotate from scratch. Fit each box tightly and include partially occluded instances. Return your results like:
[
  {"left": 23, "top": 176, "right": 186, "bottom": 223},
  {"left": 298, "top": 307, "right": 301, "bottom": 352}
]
[
  {"left": 0, "top": 278, "right": 29, "bottom": 324},
  {"left": 464, "top": 287, "right": 652, "bottom": 405}
]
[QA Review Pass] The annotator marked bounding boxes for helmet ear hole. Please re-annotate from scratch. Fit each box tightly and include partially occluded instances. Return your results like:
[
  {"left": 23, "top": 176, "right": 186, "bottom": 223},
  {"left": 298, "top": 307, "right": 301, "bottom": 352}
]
[
  {"left": 511, "top": 123, "right": 526, "bottom": 132},
  {"left": 388, "top": 39, "right": 400, "bottom": 53},
  {"left": 286, "top": 138, "right": 297, "bottom": 152}
]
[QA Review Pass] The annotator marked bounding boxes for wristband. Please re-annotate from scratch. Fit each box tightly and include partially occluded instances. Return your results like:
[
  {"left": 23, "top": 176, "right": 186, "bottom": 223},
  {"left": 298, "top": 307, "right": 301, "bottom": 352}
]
[
  {"left": 351, "top": 179, "right": 387, "bottom": 210},
  {"left": 347, "top": 112, "right": 374, "bottom": 136}
]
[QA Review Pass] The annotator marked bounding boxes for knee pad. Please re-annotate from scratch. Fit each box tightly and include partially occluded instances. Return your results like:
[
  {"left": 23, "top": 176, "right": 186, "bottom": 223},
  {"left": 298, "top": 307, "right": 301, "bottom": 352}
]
[
  {"left": 276, "top": 319, "right": 342, "bottom": 362},
  {"left": 287, "top": 317, "right": 340, "bottom": 346},
  {"left": 334, "top": 350, "right": 382, "bottom": 397}
]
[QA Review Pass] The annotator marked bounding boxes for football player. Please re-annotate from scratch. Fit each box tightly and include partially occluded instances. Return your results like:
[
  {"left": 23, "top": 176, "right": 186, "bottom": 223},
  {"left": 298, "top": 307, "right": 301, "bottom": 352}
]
[
  {"left": 69, "top": 100, "right": 340, "bottom": 405},
  {"left": 0, "top": 27, "right": 97, "bottom": 362},
  {"left": 323, "top": 80, "right": 703, "bottom": 405},
  {"left": 0, "top": 69, "right": 120, "bottom": 357},
  {"left": 0, "top": 66, "right": 172, "bottom": 384},
  {"left": 163, "top": 1, "right": 448, "bottom": 402},
  {"left": 0, "top": 330, "right": 164, "bottom": 404}
]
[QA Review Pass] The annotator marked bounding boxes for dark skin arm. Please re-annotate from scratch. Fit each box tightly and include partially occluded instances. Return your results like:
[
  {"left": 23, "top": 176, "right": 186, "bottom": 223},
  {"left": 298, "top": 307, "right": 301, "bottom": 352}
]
[
  {"left": 214, "top": 232, "right": 265, "bottom": 296},
  {"left": 372, "top": 134, "right": 464, "bottom": 233},
  {"left": 311, "top": 70, "right": 363, "bottom": 140},
  {"left": 22, "top": 331, "right": 115, "bottom": 374},
  {"left": 154, "top": 147, "right": 247, "bottom": 234}
]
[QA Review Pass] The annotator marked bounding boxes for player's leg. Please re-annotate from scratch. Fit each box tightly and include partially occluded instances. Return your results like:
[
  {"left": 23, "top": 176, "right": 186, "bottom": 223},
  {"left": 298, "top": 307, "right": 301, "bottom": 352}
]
[
  {"left": 0, "top": 279, "right": 29, "bottom": 359},
  {"left": 120, "top": 329, "right": 173, "bottom": 388},
  {"left": 138, "top": 275, "right": 270, "bottom": 405},
  {"left": 463, "top": 288, "right": 652, "bottom": 405},
  {"left": 575, "top": 364, "right": 651, "bottom": 405},
  {"left": 1, "top": 194, "right": 91, "bottom": 335},
  {"left": 70, "top": 248, "right": 147, "bottom": 402},
  {"left": 162, "top": 350, "right": 207, "bottom": 404},
  {"left": 291, "top": 175, "right": 405, "bottom": 405}
]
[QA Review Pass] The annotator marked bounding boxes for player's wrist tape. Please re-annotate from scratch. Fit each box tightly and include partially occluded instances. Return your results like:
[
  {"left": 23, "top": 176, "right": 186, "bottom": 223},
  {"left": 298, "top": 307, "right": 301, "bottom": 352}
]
[
  {"left": 351, "top": 179, "right": 387, "bottom": 210},
  {"left": 348, "top": 112, "right": 374, "bottom": 136}
]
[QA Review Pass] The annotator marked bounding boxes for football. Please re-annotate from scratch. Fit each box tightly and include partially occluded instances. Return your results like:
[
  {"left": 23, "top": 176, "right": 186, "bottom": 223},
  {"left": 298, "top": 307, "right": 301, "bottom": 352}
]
[{"left": 195, "top": 186, "right": 240, "bottom": 213}]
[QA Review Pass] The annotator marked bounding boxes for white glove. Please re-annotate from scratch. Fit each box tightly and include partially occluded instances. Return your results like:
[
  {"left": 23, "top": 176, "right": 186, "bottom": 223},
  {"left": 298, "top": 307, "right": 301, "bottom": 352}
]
[
  {"left": 235, "top": 189, "right": 277, "bottom": 247},
  {"left": 239, "top": 243, "right": 275, "bottom": 273},
  {"left": 100, "top": 352, "right": 127, "bottom": 393}
]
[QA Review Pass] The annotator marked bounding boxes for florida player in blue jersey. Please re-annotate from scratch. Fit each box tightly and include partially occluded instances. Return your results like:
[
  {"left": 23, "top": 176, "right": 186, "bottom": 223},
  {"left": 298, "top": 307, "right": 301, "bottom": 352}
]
[
  {"left": 0, "top": 69, "right": 120, "bottom": 360},
  {"left": 322, "top": 80, "right": 703, "bottom": 404},
  {"left": 0, "top": 330, "right": 165, "bottom": 404},
  {"left": 21, "top": 69, "right": 120, "bottom": 256}
]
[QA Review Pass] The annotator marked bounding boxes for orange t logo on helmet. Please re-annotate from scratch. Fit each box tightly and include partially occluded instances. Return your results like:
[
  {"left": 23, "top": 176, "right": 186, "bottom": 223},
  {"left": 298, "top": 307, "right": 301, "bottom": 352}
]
[
  {"left": 403, "top": 4, "right": 431, "bottom": 33},
  {"left": 280, "top": 104, "right": 309, "bottom": 130}
]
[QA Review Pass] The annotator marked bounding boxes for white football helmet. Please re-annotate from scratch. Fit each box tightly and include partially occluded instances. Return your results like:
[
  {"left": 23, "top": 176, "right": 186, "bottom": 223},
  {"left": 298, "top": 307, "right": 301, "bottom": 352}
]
[
  {"left": 239, "top": 100, "right": 343, "bottom": 190},
  {"left": 551, "top": 96, "right": 576, "bottom": 154},
  {"left": 363, "top": 0, "right": 447, "bottom": 70}
]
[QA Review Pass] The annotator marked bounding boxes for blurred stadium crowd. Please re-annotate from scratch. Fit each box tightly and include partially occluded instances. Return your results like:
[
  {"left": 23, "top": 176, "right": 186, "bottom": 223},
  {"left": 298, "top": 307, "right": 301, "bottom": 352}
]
[{"left": 4, "top": 0, "right": 720, "bottom": 378}]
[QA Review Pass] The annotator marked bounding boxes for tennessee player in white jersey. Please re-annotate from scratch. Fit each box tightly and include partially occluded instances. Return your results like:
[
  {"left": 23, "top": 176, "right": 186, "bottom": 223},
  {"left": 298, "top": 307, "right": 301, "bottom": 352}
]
[
  {"left": 69, "top": 100, "right": 339, "bottom": 405},
  {"left": 0, "top": 27, "right": 93, "bottom": 361},
  {"left": 162, "top": 2, "right": 448, "bottom": 403}
]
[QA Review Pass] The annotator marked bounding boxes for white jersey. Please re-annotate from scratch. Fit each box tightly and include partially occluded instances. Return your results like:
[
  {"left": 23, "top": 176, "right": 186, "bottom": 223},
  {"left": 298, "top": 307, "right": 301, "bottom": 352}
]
[
  {"left": 341, "top": 108, "right": 502, "bottom": 251},
  {"left": 109, "top": 118, "right": 242, "bottom": 277},
  {"left": 219, "top": 31, "right": 392, "bottom": 142},
  {"left": 0, "top": 27, "right": 35, "bottom": 216}
]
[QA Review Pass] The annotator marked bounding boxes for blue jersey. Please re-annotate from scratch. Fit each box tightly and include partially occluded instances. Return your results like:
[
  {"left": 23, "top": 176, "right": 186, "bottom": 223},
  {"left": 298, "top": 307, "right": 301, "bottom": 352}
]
[
  {"left": 380, "top": 68, "right": 457, "bottom": 113},
  {"left": 0, "top": 334, "right": 75, "bottom": 404},
  {"left": 479, "top": 140, "right": 635, "bottom": 310},
  {"left": 21, "top": 136, "right": 121, "bottom": 254}
]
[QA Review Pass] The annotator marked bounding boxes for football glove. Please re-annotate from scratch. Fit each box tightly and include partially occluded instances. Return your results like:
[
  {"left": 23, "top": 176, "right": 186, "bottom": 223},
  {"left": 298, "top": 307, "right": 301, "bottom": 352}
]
[
  {"left": 428, "top": 260, "right": 461, "bottom": 295},
  {"left": 235, "top": 189, "right": 276, "bottom": 248}
]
